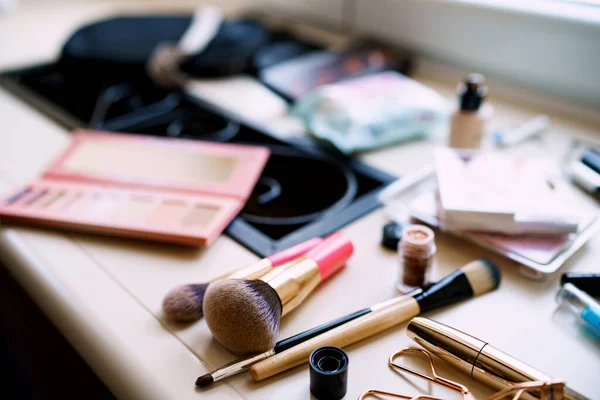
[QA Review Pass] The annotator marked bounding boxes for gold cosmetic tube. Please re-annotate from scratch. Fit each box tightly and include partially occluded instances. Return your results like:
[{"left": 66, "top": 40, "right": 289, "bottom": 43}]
[{"left": 407, "top": 317, "right": 589, "bottom": 400}]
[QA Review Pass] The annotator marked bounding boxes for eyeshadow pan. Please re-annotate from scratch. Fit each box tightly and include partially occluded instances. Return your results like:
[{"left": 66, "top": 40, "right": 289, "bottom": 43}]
[
  {"left": 60, "top": 192, "right": 84, "bottom": 212},
  {"left": 147, "top": 199, "right": 188, "bottom": 226},
  {"left": 37, "top": 190, "right": 65, "bottom": 209},
  {"left": 24, "top": 189, "right": 49, "bottom": 206},
  {"left": 87, "top": 193, "right": 119, "bottom": 220},
  {"left": 4, "top": 187, "right": 32, "bottom": 205},
  {"left": 113, "top": 194, "right": 156, "bottom": 222},
  {"left": 67, "top": 193, "right": 97, "bottom": 215},
  {"left": 182, "top": 204, "right": 221, "bottom": 227}
]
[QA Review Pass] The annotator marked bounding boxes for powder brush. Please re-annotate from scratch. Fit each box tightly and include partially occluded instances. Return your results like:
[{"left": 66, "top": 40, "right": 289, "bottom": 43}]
[
  {"left": 162, "top": 237, "right": 323, "bottom": 322},
  {"left": 249, "top": 258, "right": 501, "bottom": 381},
  {"left": 203, "top": 232, "right": 353, "bottom": 355}
]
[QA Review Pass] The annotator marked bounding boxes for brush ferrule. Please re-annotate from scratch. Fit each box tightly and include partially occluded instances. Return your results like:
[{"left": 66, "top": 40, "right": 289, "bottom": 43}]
[
  {"left": 211, "top": 349, "right": 276, "bottom": 383},
  {"left": 266, "top": 258, "right": 321, "bottom": 316}
]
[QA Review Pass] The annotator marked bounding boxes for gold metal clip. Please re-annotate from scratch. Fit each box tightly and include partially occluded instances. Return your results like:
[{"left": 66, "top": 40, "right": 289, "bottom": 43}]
[{"left": 358, "top": 347, "right": 567, "bottom": 400}]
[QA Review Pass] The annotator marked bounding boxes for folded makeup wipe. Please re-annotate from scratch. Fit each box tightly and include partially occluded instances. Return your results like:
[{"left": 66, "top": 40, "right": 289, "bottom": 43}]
[{"left": 292, "top": 72, "right": 449, "bottom": 154}]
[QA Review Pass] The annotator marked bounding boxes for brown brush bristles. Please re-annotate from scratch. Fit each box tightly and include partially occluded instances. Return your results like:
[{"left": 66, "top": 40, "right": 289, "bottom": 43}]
[
  {"left": 203, "top": 279, "right": 282, "bottom": 356},
  {"left": 162, "top": 283, "right": 209, "bottom": 322}
]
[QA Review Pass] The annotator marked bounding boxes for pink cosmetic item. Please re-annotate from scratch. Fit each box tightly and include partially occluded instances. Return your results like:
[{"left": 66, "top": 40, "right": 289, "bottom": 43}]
[
  {"left": 435, "top": 147, "right": 581, "bottom": 235},
  {"left": 381, "top": 163, "right": 600, "bottom": 279},
  {"left": 0, "top": 130, "right": 270, "bottom": 246},
  {"left": 408, "top": 190, "right": 600, "bottom": 279}
]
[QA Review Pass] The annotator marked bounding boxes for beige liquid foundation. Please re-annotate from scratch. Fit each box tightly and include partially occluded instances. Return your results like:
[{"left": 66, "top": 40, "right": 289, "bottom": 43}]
[{"left": 448, "top": 73, "right": 493, "bottom": 149}]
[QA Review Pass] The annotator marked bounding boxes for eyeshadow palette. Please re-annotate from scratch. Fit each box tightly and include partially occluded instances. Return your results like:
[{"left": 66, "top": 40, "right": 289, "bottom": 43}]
[{"left": 0, "top": 131, "right": 269, "bottom": 246}]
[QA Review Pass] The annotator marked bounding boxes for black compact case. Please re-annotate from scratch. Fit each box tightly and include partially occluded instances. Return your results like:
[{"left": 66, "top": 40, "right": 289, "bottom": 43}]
[{"left": 0, "top": 14, "right": 397, "bottom": 256}]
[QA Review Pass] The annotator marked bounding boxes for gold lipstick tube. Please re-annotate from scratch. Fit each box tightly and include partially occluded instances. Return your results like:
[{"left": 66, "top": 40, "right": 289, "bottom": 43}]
[
  {"left": 262, "top": 232, "right": 353, "bottom": 316},
  {"left": 407, "top": 317, "right": 589, "bottom": 400},
  {"left": 266, "top": 257, "right": 322, "bottom": 316}
]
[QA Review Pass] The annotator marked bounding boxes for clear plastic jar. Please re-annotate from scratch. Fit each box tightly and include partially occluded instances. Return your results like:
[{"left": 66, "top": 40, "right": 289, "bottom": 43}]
[{"left": 397, "top": 225, "right": 436, "bottom": 293}]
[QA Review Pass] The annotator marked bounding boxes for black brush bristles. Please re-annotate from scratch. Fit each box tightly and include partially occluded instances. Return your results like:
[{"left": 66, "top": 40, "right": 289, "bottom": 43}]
[
  {"left": 195, "top": 373, "right": 214, "bottom": 387},
  {"left": 203, "top": 279, "right": 283, "bottom": 356},
  {"left": 414, "top": 259, "right": 500, "bottom": 312},
  {"left": 162, "top": 283, "right": 209, "bottom": 322}
]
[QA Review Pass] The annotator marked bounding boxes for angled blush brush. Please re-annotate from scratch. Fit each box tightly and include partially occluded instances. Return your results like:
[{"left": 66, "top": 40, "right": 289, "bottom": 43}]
[
  {"left": 202, "top": 232, "right": 353, "bottom": 355},
  {"left": 249, "top": 259, "right": 501, "bottom": 381},
  {"left": 161, "top": 237, "right": 323, "bottom": 322}
]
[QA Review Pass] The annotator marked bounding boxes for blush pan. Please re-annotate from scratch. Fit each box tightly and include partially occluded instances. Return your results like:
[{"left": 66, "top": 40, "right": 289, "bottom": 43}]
[{"left": 0, "top": 130, "right": 269, "bottom": 246}]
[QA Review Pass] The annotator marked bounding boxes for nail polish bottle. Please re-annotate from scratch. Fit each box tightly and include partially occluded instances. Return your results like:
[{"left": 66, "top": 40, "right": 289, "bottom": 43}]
[{"left": 448, "top": 73, "right": 493, "bottom": 149}]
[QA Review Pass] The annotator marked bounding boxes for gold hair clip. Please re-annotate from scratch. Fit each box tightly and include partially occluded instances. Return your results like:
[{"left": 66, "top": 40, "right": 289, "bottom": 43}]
[
  {"left": 358, "top": 347, "right": 566, "bottom": 400},
  {"left": 389, "top": 347, "right": 474, "bottom": 400},
  {"left": 357, "top": 389, "right": 443, "bottom": 400},
  {"left": 486, "top": 379, "right": 565, "bottom": 400}
]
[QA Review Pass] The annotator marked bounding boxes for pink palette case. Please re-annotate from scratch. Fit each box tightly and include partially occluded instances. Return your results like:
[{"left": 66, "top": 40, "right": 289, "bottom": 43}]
[{"left": 0, "top": 130, "right": 270, "bottom": 246}]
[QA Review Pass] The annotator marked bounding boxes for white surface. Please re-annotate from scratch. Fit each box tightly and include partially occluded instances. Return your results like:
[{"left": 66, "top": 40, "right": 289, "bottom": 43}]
[
  {"left": 0, "top": 2, "right": 599, "bottom": 400},
  {"left": 186, "top": 76, "right": 289, "bottom": 123},
  {"left": 353, "top": 0, "right": 600, "bottom": 108},
  {"left": 0, "top": 0, "right": 13, "bottom": 12}
]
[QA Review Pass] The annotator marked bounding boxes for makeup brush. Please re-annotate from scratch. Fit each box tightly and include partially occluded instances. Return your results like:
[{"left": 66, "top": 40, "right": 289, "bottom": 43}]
[
  {"left": 162, "top": 238, "right": 323, "bottom": 322},
  {"left": 203, "top": 232, "right": 353, "bottom": 355},
  {"left": 249, "top": 258, "right": 501, "bottom": 381},
  {"left": 195, "top": 286, "right": 430, "bottom": 387}
]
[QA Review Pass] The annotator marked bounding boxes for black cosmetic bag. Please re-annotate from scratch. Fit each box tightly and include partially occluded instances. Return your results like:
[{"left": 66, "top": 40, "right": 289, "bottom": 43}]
[{"left": 60, "top": 15, "right": 271, "bottom": 78}]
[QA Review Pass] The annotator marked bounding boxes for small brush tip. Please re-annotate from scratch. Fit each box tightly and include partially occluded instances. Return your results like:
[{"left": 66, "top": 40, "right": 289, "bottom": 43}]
[
  {"left": 162, "top": 283, "right": 209, "bottom": 322},
  {"left": 195, "top": 374, "right": 214, "bottom": 387}
]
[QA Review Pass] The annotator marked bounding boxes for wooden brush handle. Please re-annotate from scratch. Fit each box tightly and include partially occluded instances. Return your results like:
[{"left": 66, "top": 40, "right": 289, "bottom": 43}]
[{"left": 249, "top": 297, "right": 420, "bottom": 381}]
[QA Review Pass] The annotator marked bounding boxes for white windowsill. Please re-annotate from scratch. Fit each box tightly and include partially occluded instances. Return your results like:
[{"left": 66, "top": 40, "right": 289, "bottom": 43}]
[
  {"left": 444, "top": 0, "right": 600, "bottom": 26},
  {"left": 350, "top": 0, "right": 600, "bottom": 109}
]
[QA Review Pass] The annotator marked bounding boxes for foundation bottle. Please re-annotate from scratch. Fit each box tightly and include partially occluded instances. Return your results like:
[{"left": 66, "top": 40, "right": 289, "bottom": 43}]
[{"left": 448, "top": 73, "right": 493, "bottom": 149}]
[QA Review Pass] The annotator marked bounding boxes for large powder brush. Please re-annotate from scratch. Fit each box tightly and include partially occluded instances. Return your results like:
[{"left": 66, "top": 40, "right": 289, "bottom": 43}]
[
  {"left": 161, "top": 238, "right": 323, "bottom": 322},
  {"left": 203, "top": 232, "right": 353, "bottom": 355}
]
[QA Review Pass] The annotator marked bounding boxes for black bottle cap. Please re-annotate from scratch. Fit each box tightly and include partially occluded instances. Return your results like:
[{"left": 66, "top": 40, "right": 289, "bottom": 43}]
[
  {"left": 382, "top": 222, "right": 404, "bottom": 250},
  {"left": 458, "top": 73, "right": 487, "bottom": 111},
  {"left": 309, "top": 346, "right": 349, "bottom": 400},
  {"left": 561, "top": 273, "right": 600, "bottom": 297},
  {"left": 581, "top": 149, "right": 600, "bottom": 175}
]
